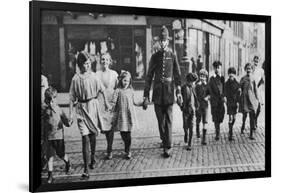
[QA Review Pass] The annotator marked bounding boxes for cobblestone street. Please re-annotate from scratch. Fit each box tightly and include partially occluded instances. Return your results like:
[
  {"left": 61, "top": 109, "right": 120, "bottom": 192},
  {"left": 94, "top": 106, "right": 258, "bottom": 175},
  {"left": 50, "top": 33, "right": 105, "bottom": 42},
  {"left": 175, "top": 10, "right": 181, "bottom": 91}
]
[{"left": 42, "top": 92, "right": 265, "bottom": 184}]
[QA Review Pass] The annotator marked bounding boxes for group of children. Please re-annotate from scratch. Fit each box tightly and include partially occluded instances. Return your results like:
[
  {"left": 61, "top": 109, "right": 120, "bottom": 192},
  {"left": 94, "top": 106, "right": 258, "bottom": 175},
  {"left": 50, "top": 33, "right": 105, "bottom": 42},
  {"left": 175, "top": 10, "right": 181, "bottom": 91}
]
[
  {"left": 41, "top": 51, "right": 262, "bottom": 183},
  {"left": 41, "top": 52, "right": 142, "bottom": 183},
  {"left": 178, "top": 60, "right": 262, "bottom": 151}
]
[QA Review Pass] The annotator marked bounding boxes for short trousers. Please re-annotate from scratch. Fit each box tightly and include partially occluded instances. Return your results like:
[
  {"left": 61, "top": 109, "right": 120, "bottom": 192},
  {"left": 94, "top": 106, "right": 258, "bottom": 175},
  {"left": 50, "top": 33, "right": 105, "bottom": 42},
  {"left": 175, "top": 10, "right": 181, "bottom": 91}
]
[
  {"left": 47, "top": 139, "right": 65, "bottom": 158},
  {"left": 196, "top": 107, "right": 209, "bottom": 124}
]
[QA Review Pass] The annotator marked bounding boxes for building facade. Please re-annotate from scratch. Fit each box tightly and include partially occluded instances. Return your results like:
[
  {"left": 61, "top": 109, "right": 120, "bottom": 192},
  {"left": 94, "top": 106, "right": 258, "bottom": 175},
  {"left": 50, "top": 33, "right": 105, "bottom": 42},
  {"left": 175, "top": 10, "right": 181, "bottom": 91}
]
[{"left": 41, "top": 11, "right": 265, "bottom": 91}]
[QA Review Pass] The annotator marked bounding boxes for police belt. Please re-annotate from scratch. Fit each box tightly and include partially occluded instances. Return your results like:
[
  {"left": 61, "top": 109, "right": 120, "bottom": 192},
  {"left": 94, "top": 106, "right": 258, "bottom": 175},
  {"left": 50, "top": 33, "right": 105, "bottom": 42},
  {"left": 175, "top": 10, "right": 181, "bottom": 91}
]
[
  {"left": 156, "top": 77, "right": 172, "bottom": 82},
  {"left": 77, "top": 96, "right": 98, "bottom": 103}
]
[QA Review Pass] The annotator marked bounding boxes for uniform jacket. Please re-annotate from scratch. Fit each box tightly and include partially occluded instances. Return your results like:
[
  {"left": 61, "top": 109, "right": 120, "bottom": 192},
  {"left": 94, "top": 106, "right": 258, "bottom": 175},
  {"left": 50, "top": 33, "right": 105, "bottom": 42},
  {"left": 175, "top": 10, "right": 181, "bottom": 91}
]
[
  {"left": 181, "top": 84, "right": 198, "bottom": 115},
  {"left": 207, "top": 75, "right": 225, "bottom": 107},
  {"left": 195, "top": 81, "right": 208, "bottom": 110},
  {"left": 144, "top": 48, "right": 181, "bottom": 105}
]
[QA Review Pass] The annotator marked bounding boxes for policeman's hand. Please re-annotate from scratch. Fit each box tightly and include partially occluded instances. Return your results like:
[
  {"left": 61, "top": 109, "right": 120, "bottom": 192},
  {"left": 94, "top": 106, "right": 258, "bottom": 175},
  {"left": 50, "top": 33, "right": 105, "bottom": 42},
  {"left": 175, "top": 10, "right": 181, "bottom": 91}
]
[{"left": 143, "top": 97, "right": 149, "bottom": 110}]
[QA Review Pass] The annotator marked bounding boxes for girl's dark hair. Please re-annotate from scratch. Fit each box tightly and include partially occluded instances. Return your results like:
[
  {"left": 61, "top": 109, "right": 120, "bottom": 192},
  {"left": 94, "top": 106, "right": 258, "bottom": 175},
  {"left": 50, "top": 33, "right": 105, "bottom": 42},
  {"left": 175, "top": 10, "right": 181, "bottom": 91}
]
[
  {"left": 77, "top": 51, "right": 89, "bottom": 70},
  {"left": 244, "top": 63, "right": 253, "bottom": 71},
  {"left": 117, "top": 71, "right": 133, "bottom": 89},
  {"left": 44, "top": 86, "right": 57, "bottom": 105},
  {"left": 228, "top": 67, "right": 236, "bottom": 75}
]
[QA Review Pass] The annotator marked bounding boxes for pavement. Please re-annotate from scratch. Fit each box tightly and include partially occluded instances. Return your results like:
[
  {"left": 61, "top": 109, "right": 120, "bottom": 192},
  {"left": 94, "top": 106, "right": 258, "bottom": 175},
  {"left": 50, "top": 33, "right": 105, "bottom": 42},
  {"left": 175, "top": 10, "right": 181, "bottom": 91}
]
[{"left": 41, "top": 91, "right": 265, "bottom": 184}]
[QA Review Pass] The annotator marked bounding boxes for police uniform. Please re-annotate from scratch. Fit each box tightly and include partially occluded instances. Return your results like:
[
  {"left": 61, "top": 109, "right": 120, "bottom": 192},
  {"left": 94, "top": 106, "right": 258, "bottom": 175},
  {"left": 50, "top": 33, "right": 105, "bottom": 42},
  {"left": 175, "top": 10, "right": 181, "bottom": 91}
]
[{"left": 143, "top": 26, "right": 181, "bottom": 156}]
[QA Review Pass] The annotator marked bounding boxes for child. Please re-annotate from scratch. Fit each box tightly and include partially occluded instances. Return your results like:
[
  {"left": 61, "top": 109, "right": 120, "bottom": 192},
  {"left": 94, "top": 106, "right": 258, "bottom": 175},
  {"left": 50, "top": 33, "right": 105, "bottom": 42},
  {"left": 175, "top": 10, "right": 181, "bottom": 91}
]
[
  {"left": 239, "top": 63, "right": 259, "bottom": 140},
  {"left": 224, "top": 67, "right": 240, "bottom": 141},
  {"left": 195, "top": 69, "right": 209, "bottom": 145},
  {"left": 42, "top": 86, "right": 72, "bottom": 184},
  {"left": 69, "top": 51, "right": 109, "bottom": 179},
  {"left": 96, "top": 53, "right": 119, "bottom": 160},
  {"left": 41, "top": 73, "right": 49, "bottom": 170},
  {"left": 111, "top": 71, "right": 142, "bottom": 159},
  {"left": 179, "top": 73, "right": 198, "bottom": 151},
  {"left": 206, "top": 61, "right": 226, "bottom": 141}
]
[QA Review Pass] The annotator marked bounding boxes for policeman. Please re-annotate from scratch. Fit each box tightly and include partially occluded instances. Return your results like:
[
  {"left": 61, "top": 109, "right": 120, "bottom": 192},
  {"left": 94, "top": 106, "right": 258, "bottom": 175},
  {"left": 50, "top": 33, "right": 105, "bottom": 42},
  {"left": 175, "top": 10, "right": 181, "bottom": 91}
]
[{"left": 143, "top": 26, "right": 182, "bottom": 158}]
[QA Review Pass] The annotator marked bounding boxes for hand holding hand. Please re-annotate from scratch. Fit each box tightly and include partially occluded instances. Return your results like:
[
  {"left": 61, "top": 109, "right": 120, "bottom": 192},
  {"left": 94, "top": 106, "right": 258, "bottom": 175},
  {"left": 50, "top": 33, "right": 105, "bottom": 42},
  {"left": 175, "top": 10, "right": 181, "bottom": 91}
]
[
  {"left": 143, "top": 97, "right": 149, "bottom": 110},
  {"left": 176, "top": 94, "right": 183, "bottom": 107}
]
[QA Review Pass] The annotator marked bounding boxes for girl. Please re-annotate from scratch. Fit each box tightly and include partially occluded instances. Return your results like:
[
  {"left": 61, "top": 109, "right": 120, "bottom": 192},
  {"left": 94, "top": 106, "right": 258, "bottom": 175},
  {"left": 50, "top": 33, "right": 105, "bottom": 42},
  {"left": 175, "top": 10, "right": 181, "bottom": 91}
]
[
  {"left": 111, "top": 71, "right": 142, "bottom": 159},
  {"left": 96, "top": 53, "right": 119, "bottom": 160},
  {"left": 239, "top": 63, "right": 259, "bottom": 140},
  {"left": 69, "top": 51, "right": 108, "bottom": 179}
]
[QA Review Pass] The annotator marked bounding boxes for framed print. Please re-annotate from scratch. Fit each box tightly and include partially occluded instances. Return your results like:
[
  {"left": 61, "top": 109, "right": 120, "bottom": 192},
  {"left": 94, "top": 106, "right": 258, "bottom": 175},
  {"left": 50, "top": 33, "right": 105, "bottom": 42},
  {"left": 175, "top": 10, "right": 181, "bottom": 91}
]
[{"left": 30, "top": 0, "right": 271, "bottom": 192}]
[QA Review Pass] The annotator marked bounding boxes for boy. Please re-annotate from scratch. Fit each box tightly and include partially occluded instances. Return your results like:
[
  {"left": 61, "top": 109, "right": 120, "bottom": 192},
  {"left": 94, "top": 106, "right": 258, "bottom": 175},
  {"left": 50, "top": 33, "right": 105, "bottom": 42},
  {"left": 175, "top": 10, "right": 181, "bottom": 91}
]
[
  {"left": 178, "top": 73, "right": 198, "bottom": 151},
  {"left": 224, "top": 67, "right": 240, "bottom": 141},
  {"left": 195, "top": 69, "right": 209, "bottom": 145},
  {"left": 206, "top": 61, "right": 226, "bottom": 141},
  {"left": 42, "top": 86, "right": 72, "bottom": 183}
]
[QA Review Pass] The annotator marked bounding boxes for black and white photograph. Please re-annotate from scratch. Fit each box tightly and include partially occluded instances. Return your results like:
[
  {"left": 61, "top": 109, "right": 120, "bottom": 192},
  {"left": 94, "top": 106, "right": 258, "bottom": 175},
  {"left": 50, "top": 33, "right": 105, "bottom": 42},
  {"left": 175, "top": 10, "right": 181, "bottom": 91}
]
[{"left": 29, "top": 1, "right": 271, "bottom": 192}]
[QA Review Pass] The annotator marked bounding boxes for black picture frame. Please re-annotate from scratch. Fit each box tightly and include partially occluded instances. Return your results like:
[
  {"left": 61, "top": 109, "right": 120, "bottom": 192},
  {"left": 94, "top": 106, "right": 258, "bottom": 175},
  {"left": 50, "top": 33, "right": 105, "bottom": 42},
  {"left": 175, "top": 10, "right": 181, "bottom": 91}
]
[{"left": 30, "top": 0, "right": 271, "bottom": 192}]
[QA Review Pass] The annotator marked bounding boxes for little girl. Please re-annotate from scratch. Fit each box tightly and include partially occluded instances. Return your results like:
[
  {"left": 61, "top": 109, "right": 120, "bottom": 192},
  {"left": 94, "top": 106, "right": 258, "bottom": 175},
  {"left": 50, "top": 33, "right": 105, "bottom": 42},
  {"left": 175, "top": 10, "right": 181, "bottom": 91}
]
[
  {"left": 239, "top": 63, "right": 259, "bottom": 140},
  {"left": 111, "top": 71, "right": 142, "bottom": 159}
]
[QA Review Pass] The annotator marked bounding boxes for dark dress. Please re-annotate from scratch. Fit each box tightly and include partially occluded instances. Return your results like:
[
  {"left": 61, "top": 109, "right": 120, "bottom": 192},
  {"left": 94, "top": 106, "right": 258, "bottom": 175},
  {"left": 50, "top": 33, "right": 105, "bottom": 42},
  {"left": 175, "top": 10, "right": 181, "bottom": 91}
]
[
  {"left": 207, "top": 75, "right": 225, "bottom": 123},
  {"left": 224, "top": 78, "right": 240, "bottom": 115}
]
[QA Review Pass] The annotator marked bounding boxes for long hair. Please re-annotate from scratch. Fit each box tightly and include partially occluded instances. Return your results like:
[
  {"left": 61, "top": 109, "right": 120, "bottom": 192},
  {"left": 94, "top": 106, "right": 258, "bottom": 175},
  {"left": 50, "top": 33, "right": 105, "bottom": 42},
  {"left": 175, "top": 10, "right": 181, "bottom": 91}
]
[
  {"left": 117, "top": 70, "right": 133, "bottom": 89},
  {"left": 77, "top": 51, "right": 91, "bottom": 70}
]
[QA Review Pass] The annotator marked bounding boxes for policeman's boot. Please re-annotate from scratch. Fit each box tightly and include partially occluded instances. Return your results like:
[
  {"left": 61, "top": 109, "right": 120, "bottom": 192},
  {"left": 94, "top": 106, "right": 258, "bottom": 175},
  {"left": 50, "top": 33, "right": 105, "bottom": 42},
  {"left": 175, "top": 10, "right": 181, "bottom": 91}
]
[
  {"left": 215, "top": 123, "right": 220, "bottom": 141},
  {"left": 196, "top": 124, "right": 200, "bottom": 138},
  {"left": 228, "top": 123, "right": 234, "bottom": 141},
  {"left": 201, "top": 129, "right": 207, "bottom": 145}
]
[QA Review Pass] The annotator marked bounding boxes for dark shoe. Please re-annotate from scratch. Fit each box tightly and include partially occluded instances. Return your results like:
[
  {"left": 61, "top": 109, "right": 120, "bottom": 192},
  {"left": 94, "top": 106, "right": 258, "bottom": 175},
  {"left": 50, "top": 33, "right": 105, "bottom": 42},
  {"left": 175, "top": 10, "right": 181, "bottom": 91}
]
[
  {"left": 228, "top": 136, "right": 234, "bottom": 141},
  {"left": 163, "top": 152, "right": 170, "bottom": 158},
  {"left": 47, "top": 172, "right": 53, "bottom": 184},
  {"left": 249, "top": 136, "right": 255, "bottom": 140},
  {"left": 215, "top": 136, "right": 220, "bottom": 141},
  {"left": 81, "top": 172, "right": 90, "bottom": 180},
  {"left": 163, "top": 149, "right": 171, "bottom": 158},
  {"left": 184, "top": 133, "right": 187, "bottom": 143},
  {"left": 186, "top": 146, "right": 192, "bottom": 151},
  {"left": 125, "top": 152, "right": 132, "bottom": 160},
  {"left": 106, "top": 152, "right": 113, "bottom": 160}
]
